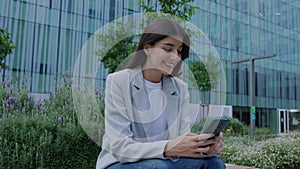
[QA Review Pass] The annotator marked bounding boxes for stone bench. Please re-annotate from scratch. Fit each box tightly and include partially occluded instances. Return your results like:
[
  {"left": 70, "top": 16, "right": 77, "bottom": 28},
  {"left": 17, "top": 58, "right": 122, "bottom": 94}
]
[{"left": 226, "top": 163, "right": 257, "bottom": 169}]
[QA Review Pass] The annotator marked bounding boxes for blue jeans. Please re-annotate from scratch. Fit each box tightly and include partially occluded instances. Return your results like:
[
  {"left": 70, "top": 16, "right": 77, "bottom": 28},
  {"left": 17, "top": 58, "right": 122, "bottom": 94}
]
[{"left": 107, "top": 156, "right": 226, "bottom": 169}]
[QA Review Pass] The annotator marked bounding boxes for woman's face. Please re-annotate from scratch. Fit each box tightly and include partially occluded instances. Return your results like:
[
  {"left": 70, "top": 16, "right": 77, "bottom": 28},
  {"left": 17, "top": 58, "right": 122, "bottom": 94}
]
[{"left": 143, "top": 36, "right": 183, "bottom": 75}]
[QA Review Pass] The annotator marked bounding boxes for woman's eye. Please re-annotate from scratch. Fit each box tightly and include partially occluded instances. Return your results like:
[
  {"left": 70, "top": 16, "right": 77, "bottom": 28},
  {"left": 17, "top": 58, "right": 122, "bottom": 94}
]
[
  {"left": 163, "top": 48, "right": 182, "bottom": 56},
  {"left": 163, "top": 48, "right": 172, "bottom": 52}
]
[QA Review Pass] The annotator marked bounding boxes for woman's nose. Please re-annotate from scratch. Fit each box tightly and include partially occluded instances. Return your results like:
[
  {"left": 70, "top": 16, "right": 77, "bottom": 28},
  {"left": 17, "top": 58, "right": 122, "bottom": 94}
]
[{"left": 170, "top": 50, "right": 180, "bottom": 59}]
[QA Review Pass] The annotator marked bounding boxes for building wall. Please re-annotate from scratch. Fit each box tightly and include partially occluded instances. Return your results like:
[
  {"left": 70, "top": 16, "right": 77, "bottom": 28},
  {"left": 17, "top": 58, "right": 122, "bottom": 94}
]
[
  {"left": 188, "top": 0, "right": 300, "bottom": 129},
  {"left": 0, "top": 0, "right": 140, "bottom": 92},
  {"left": 0, "top": 0, "right": 299, "bottom": 128}
]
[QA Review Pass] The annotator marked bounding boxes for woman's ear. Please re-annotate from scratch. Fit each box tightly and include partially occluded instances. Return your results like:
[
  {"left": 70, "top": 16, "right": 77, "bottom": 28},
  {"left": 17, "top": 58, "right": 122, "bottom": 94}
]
[
  {"left": 143, "top": 44, "right": 151, "bottom": 56},
  {"left": 144, "top": 44, "right": 151, "bottom": 49}
]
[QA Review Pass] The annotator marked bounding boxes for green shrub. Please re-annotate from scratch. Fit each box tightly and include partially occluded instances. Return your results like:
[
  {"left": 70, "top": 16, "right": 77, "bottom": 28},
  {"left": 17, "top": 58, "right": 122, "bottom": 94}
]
[
  {"left": 254, "top": 127, "right": 276, "bottom": 141},
  {"left": 1, "top": 113, "right": 56, "bottom": 168},
  {"left": 0, "top": 113, "right": 101, "bottom": 169},
  {"left": 0, "top": 79, "right": 103, "bottom": 169},
  {"left": 225, "top": 118, "right": 249, "bottom": 136},
  {"left": 0, "top": 80, "right": 35, "bottom": 117},
  {"left": 221, "top": 132, "right": 300, "bottom": 169}
]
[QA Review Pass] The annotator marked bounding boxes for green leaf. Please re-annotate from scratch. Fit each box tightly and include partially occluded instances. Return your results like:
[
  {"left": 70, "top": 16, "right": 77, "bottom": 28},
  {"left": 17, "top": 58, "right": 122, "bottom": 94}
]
[{"left": 0, "top": 28, "right": 15, "bottom": 69}]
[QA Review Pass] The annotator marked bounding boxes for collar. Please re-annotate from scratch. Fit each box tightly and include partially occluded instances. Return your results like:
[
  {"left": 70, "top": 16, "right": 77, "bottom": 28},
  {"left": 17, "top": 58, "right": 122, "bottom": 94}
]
[{"left": 130, "top": 66, "right": 177, "bottom": 95}]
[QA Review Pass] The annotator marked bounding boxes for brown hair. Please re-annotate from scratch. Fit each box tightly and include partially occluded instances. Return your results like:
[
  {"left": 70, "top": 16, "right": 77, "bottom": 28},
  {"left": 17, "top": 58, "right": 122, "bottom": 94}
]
[{"left": 125, "top": 18, "right": 190, "bottom": 76}]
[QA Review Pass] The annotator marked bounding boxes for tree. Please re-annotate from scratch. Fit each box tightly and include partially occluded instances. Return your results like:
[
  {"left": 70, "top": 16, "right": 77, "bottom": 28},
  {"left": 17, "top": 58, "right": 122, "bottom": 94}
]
[
  {"left": 0, "top": 28, "right": 15, "bottom": 70},
  {"left": 98, "top": 0, "right": 200, "bottom": 73},
  {"left": 96, "top": 21, "right": 136, "bottom": 73},
  {"left": 188, "top": 52, "right": 221, "bottom": 103},
  {"left": 139, "top": 0, "right": 199, "bottom": 21}
]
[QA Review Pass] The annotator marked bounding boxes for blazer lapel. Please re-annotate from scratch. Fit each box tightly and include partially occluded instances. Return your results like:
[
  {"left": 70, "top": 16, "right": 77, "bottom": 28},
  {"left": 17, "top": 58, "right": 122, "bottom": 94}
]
[
  {"left": 162, "top": 76, "right": 180, "bottom": 138},
  {"left": 131, "top": 71, "right": 149, "bottom": 114},
  {"left": 130, "top": 69, "right": 152, "bottom": 138}
]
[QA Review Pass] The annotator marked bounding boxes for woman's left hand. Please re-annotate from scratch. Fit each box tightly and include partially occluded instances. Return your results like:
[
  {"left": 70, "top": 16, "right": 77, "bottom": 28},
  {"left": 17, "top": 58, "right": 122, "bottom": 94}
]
[{"left": 204, "top": 132, "right": 224, "bottom": 156}]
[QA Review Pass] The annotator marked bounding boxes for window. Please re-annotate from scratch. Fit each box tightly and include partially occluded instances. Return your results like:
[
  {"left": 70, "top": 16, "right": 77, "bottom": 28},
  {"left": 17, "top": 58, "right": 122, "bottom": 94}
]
[
  {"left": 39, "top": 63, "right": 47, "bottom": 74},
  {"left": 109, "top": 0, "right": 115, "bottom": 21},
  {"left": 89, "top": 9, "right": 95, "bottom": 18}
]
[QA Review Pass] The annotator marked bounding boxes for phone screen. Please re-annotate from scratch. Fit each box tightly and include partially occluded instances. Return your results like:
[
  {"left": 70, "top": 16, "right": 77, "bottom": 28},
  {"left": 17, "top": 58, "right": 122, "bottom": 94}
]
[{"left": 201, "top": 117, "right": 231, "bottom": 136}]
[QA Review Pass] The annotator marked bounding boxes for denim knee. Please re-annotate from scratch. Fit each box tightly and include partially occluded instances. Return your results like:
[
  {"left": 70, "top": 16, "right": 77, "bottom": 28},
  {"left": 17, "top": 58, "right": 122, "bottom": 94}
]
[
  {"left": 107, "top": 159, "right": 171, "bottom": 169},
  {"left": 205, "top": 156, "right": 226, "bottom": 169},
  {"left": 141, "top": 159, "right": 171, "bottom": 169}
]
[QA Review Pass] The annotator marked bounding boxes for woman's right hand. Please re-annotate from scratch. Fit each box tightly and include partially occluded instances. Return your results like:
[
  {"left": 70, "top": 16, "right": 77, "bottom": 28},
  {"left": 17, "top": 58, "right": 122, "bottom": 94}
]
[{"left": 164, "top": 132, "right": 216, "bottom": 157}]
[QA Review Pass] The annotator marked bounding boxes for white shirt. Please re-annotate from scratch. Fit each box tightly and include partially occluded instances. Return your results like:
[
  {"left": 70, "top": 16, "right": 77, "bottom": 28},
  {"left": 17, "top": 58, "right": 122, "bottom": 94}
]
[{"left": 144, "top": 79, "right": 168, "bottom": 140}]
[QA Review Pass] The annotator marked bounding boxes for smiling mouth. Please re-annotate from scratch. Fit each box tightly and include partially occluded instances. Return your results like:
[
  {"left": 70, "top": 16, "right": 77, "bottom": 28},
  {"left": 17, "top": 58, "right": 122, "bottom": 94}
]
[{"left": 163, "top": 61, "right": 174, "bottom": 68}]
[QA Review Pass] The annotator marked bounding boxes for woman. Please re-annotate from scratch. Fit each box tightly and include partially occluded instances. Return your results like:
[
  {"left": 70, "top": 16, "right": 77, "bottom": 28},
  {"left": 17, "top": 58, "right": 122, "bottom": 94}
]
[{"left": 96, "top": 18, "right": 225, "bottom": 169}]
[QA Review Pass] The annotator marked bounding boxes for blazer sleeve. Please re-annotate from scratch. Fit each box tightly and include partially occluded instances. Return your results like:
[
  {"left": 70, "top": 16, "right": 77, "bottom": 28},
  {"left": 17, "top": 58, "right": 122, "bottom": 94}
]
[{"left": 102, "top": 73, "right": 169, "bottom": 163}]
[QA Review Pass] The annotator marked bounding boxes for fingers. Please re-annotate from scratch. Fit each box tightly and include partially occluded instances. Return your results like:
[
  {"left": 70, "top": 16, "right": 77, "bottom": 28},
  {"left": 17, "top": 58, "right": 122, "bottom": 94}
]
[
  {"left": 183, "top": 133, "right": 217, "bottom": 149},
  {"left": 198, "top": 139, "right": 215, "bottom": 147},
  {"left": 182, "top": 133, "right": 214, "bottom": 142},
  {"left": 192, "top": 146, "right": 210, "bottom": 154},
  {"left": 214, "top": 132, "right": 223, "bottom": 142},
  {"left": 199, "top": 133, "right": 215, "bottom": 141},
  {"left": 215, "top": 141, "right": 224, "bottom": 154},
  {"left": 186, "top": 132, "right": 199, "bottom": 136},
  {"left": 169, "top": 133, "right": 223, "bottom": 157},
  {"left": 205, "top": 140, "right": 223, "bottom": 155}
]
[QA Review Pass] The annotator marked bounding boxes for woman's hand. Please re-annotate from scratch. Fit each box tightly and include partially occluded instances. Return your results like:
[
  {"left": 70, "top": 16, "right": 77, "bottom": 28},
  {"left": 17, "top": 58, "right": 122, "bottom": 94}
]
[
  {"left": 204, "top": 132, "right": 224, "bottom": 156},
  {"left": 164, "top": 132, "right": 216, "bottom": 157}
]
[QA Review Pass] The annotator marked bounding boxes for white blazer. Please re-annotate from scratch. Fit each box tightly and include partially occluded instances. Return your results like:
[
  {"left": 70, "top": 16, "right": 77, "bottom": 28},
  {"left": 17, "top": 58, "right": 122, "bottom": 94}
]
[{"left": 96, "top": 67, "right": 196, "bottom": 169}]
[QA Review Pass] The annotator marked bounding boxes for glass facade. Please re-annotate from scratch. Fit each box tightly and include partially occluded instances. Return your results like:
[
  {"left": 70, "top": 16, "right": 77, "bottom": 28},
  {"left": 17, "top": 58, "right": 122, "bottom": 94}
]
[
  {"left": 0, "top": 0, "right": 140, "bottom": 92},
  {"left": 0, "top": 0, "right": 299, "bottom": 131},
  {"left": 188, "top": 1, "right": 300, "bottom": 130}
]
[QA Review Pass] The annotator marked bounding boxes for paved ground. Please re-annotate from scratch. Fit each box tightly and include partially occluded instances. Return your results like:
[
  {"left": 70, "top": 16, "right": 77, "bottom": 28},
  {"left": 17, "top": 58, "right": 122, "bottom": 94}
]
[{"left": 226, "top": 163, "right": 257, "bottom": 169}]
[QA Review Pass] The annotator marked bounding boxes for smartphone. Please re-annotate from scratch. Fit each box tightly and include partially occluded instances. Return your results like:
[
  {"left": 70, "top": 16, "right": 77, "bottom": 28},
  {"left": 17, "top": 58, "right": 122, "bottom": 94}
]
[
  {"left": 199, "top": 117, "right": 230, "bottom": 148},
  {"left": 201, "top": 117, "right": 231, "bottom": 140}
]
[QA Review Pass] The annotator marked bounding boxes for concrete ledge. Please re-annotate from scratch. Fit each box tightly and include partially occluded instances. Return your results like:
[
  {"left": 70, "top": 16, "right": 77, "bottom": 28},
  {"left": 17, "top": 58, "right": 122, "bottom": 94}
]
[{"left": 225, "top": 163, "right": 257, "bottom": 169}]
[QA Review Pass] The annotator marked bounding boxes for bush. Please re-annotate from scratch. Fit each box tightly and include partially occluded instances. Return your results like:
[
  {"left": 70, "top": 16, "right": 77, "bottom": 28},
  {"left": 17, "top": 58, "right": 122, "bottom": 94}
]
[
  {"left": 225, "top": 118, "right": 249, "bottom": 136},
  {"left": 0, "top": 113, "right": 55, "bottom": 168},
  {"left": 0, "top": 79, "right": 103, "bottom": 169},
  {"left": 221, "top": 132, "right": 300, "bottom": 169},
  {"left": 254, "top": 127, "right": 276, "bottom": 141},
  {"left": 0, "top": 113, "right": 101, "bottom": 169},
  {"left": 0, "top": 79, "right": 35, "bottom": 118}
]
